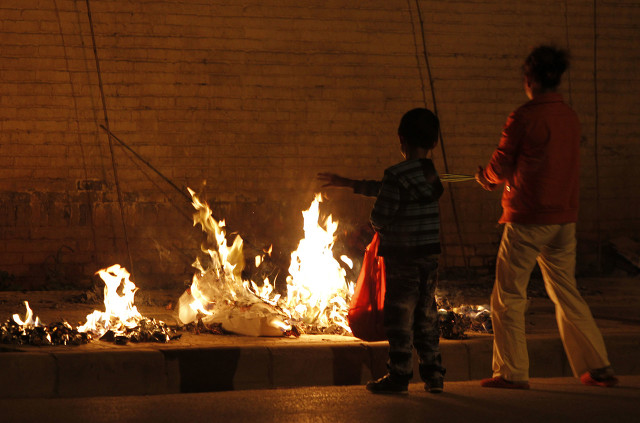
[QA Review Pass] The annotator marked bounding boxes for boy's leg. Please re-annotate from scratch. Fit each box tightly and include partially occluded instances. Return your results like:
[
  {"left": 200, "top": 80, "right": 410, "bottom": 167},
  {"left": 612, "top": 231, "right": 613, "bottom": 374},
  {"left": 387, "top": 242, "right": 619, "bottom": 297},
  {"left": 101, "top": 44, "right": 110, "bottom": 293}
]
[
  {"left": 537, "top": 223, "right": 612, "bottom": 378},
  {"left": 489, "top": 223, "right": 542, "bottom": 383},
  {"left": 413, "top": 256, "right": 445, "bottom": 380},
  {"left": 382, "top": 256, "right": 420, "bottom": 382}
]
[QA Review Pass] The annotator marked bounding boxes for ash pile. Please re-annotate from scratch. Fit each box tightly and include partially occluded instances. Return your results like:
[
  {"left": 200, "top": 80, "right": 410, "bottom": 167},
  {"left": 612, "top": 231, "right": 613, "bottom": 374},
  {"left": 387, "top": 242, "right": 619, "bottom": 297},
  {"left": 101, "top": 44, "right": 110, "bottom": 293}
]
[
  {"left": 1, "top": 317, "right": 90, "bottom": 346},
  {"left": 1, "top": 263, "right": 183, "bottom": 347},
  {"left": 437, "top": 296, "right": 492, "bottom": 340},
  {"left": 96, "top": 317, "right": 181, "bottom": 345},
  {"left": 1, "top": 301, "right": 90, "bottom": 346},
  {"left": 0, "top": 299, "right": 181, "bottom": 347}
]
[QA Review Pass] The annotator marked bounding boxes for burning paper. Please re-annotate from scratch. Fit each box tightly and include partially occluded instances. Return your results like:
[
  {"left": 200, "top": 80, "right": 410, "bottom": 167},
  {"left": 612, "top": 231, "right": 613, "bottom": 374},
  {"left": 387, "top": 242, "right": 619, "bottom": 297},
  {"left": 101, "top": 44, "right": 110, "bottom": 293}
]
[
  {"left": 77, "top": 264, "right": 178, "bottom": 343},
  {"left": 176, "top": 188, "right": 291, "bottom": 336},
  {"left": 12, "top": 301, "right": 41, "bottom": 328},
  {"left": 78, "top": 265, "right": 140, "bottom": 336},
  {"left": 177, "top": 191, "right": 355, "bottom": 336},
  {"left": 0, "top": 301, "right": 90, "bottom": 346}
]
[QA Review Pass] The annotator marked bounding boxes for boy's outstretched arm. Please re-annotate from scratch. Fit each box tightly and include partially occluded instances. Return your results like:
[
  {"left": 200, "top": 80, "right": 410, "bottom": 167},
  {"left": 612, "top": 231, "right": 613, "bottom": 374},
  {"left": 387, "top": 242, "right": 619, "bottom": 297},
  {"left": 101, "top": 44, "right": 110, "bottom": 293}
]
[
  {"left": 317, "top": 172, "right": 355, "bottom": 188},
  {"left": 317, "top": 172, "right": 381, "bottom": 198}
]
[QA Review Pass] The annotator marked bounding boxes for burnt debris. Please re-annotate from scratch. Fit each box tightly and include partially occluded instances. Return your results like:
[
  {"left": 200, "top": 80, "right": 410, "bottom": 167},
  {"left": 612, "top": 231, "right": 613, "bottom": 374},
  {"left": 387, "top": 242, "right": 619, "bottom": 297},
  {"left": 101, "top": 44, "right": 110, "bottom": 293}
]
[
  {"left": 0, "top": 316, "right": 181, "bottom": 347},
  {"left": 97, "top": 318, "right": 181, "bottom": 345},
  {"left": 0, "top": 319, "right": 91, "bottom": 346},
  {"left": 437, "top": 297, "right": 492, "bottom": 340}
]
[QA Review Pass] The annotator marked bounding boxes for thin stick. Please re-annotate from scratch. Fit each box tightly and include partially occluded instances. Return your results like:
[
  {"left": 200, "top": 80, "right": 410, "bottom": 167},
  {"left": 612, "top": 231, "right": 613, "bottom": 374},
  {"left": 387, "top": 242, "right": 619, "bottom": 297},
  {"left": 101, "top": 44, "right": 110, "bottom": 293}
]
[{"left": 100, "top": 125, "right": 192, "bottom": 204}]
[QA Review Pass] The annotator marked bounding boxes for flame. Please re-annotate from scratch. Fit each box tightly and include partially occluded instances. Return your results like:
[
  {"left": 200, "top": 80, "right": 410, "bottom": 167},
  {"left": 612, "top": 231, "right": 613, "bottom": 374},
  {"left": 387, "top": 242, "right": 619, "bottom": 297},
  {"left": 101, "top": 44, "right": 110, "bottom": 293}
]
[
  {"left": 177, "top": 190, "right": 354, "bottom": 335},
  {"left": 282, "top": 194, "right": 354, "bottom": 332},
  {"left": 177, "top": 188, "right": 290, "bottom": 335},
  {"left": 11, "top": 301, "right": 52, "bottom": 344},
  {"left": 339, "top": 255, "right": 353, "bottom": 269},
  {"left": 187, "top": 188, "right": 251, "bottom": 304},
  {"left": 13, "top": 301, "right": 43, "bottom": 328},
  {"left": 77, "top": 264, "right": 142, "bottom": 337}
]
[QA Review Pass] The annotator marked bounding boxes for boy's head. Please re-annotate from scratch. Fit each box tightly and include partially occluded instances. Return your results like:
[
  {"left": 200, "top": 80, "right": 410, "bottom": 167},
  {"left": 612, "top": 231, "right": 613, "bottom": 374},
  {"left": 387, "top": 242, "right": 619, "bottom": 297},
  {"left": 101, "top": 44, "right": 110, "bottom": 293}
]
[{"left": 397, "top": 108, "right": 439, "bottom": 151}]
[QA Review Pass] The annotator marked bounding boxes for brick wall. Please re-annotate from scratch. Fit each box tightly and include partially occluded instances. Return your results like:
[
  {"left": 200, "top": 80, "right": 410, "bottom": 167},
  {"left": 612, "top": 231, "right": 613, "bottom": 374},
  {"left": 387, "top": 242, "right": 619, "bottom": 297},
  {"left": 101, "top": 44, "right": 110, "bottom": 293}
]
[{"left": 1, "top": 0, "right": 638, "bottom": 288}]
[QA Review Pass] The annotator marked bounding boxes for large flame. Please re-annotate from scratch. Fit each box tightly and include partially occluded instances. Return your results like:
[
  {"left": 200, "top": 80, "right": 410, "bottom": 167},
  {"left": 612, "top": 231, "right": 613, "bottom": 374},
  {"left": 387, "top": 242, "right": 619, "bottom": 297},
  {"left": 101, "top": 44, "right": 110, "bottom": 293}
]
[
  {"left": 282, "top": 194, "right": 354, "bottom": 332},
  {"left": 177, "top": 190, "right": 355, "bottom": 335}
]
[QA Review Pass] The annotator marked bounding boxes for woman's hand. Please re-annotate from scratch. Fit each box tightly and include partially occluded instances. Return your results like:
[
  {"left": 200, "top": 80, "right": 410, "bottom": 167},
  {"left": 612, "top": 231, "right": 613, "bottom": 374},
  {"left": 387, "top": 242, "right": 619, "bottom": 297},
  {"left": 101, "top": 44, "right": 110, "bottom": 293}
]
[{"left": 475, "top": 166, "right": 496, "bottom": 191}]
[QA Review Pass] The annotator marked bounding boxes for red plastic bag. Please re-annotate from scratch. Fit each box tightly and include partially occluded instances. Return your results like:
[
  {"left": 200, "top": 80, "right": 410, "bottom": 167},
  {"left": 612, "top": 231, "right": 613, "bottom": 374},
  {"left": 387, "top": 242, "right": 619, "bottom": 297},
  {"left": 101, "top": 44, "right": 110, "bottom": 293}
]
[{"left": 348, "top": 232, "right": 387, "bottom": 341}]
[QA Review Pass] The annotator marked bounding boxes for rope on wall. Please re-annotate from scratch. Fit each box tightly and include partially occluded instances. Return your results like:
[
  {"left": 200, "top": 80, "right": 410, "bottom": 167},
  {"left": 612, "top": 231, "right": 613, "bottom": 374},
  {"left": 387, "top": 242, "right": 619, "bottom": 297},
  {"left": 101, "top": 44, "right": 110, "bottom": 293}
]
[
  {"left": 566, "top": 0, "right": 602, "bottom": 270},
  {"left": 592, "top": 0, "right": 602, "bottom": 270},
  {"left": 53, "top": 0, "right": 100, "bottom": 260},
  {"left": 85, "top": 0, "right": 135, "bottom": 275},
  {"left": 410, "top": 0, "right": 471, "bottom": 275},
  {"left": 407, "top": 2, "right": 429, "bottom": 108},
  {"left": 563, "top": 0, "right": 574, "bottom": 107}
]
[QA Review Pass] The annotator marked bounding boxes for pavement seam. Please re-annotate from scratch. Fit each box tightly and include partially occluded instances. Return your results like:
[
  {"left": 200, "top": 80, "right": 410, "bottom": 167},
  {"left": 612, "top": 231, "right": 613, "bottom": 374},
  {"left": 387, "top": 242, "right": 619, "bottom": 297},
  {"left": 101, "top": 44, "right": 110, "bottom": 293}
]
[
  {"left": 266, "top": 346, "right": 275, "bottom": 389},
  {"left": 51, "top": 352, "right": 60, "bottom": 398}
]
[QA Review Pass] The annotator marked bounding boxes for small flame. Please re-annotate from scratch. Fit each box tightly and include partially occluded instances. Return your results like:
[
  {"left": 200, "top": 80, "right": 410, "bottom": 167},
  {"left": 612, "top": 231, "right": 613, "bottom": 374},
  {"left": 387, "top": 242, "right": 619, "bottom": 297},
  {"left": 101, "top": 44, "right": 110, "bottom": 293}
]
[
  {"left": 77, "top": 264, "right": 142, "bottom": 337},
  {"left": 340, "top": 255, "right": 353, "bottom": 269},
  {"left": 11, "top": 301, "right": 51, "bottom": 344},
  {"left": 12, "top": 301, "right": 42, "bottom": 328}
]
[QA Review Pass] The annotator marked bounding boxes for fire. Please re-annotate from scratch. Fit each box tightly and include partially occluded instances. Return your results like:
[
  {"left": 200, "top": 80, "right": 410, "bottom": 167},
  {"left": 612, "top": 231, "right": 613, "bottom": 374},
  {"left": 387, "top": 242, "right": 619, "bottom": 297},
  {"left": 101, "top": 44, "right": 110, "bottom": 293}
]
[
  {"left": 3, "top": 301, "right": 87, "bottom": 346},
  {"left": 77, "top": 264, "right": 143, "bottom": 337},
  {"left": 177, "top": 190, "right": 355, "bottom": 335},
  {"left": 5, "top": 192, "right": 357, "bottom": 342},
  {"left": 12, "top": 301, "right": 42, "bottom": 328},
  {"left": 282, "top": 194, "right": 354, "bottom": 332},
  {"left": 176, "top": 188, "right": 290, "bottom": 336},
  {"left": 3, "top": 189, "right": 490, "bottom": 343},
  {"left": 2, "top": 265, "right": 176, "bottom": 345}
]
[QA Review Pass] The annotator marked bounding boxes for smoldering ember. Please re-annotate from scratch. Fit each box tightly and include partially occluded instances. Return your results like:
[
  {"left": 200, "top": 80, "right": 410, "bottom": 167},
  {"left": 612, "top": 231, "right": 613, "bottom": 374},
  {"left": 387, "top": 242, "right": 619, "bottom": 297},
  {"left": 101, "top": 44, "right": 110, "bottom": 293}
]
[{"left": 1, "top": 191, "right": 491, "bottom": 347}]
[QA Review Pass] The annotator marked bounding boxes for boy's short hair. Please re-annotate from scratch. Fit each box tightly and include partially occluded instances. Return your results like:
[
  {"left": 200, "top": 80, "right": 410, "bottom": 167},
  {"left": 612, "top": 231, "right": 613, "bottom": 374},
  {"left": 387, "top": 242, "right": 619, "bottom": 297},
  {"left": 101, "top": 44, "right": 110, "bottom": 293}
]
[{"left": 398, "top": 108, "right": 439, "bottom": 150}]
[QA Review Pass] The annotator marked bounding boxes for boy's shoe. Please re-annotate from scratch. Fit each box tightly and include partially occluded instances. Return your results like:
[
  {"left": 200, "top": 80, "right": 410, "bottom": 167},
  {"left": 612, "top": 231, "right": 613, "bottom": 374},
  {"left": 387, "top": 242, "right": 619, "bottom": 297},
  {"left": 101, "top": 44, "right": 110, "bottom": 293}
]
[
  {"left": 366, "top": 374, "right": 409, "bottom": 394},
  {"left": 581, "top": 368, "right": 619, "bottom": 387},
  {"left": 424, "top": 374, "right": 444, "bottom": 394},
  {"left": 480, "top": 376, "right": 530, "bottom": 390}
]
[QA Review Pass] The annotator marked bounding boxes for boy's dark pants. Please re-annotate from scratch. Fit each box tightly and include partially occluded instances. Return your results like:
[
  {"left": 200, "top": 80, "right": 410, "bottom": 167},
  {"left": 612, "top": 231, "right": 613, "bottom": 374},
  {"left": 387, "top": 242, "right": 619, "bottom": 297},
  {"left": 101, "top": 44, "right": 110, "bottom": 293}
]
[{"left": 383, "top": 255, "right": 444, "bottom": 382}]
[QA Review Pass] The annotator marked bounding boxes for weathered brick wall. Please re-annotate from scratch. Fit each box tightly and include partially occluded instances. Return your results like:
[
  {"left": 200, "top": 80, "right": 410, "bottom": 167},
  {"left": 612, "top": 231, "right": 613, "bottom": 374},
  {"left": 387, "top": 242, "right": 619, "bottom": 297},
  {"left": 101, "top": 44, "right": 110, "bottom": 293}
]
[{"left": 1, "top": 0, "right": 638, "bottom": 288}]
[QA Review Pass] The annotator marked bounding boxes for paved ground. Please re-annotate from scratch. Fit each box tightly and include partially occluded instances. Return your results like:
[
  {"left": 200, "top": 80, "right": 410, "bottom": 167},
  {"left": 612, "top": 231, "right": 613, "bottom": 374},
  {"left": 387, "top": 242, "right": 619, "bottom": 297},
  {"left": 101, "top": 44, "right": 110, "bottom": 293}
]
[{"left": 1, "top": 375, "right": 638, "bottom": 423}]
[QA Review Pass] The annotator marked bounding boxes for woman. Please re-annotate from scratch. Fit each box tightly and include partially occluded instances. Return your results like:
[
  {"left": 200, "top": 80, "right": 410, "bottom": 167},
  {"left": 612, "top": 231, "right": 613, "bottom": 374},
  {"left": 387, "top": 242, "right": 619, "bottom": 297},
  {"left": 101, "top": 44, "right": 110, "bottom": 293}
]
[{"left": 476, "top": 45, "right": 618, "bottom": 389}]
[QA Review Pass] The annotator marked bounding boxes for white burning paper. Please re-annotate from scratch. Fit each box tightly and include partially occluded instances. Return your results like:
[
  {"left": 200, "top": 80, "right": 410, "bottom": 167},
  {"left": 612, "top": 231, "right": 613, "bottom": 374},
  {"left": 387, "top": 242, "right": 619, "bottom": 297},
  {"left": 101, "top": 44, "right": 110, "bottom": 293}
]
[{"left": 177, "top": 190, "right": 354, "bottom": 336}]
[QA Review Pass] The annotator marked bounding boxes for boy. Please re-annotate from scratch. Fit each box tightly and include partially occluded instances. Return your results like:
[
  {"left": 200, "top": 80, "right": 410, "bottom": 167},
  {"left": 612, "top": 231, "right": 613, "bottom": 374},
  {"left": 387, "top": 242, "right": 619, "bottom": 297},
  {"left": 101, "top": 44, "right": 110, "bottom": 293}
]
[{"left": 318, "top": 108, "right": 446, "bottom": 394}]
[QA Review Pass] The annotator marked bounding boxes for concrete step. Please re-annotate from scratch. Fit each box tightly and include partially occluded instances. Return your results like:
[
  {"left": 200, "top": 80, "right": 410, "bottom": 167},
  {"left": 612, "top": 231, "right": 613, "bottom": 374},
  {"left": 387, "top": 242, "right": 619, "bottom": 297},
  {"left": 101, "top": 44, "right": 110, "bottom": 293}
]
[{"left": 2, "top": 330, "right": 639, "bottom": 398}]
